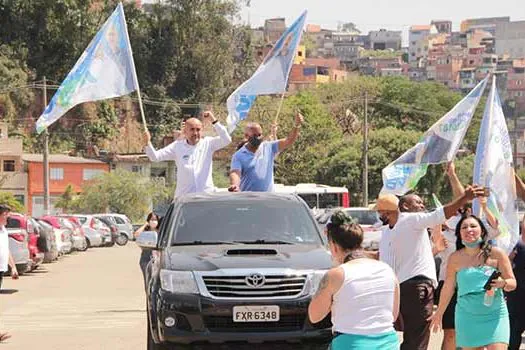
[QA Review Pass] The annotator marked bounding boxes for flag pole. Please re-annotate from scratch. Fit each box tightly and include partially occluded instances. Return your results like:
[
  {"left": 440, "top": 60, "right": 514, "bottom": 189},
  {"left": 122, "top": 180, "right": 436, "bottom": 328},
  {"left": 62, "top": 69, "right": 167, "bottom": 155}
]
[
  {"left": 120, "top": 3, "right": 148, "bottom": 132},
  {"left": 273, "top": 92, "right": 286, "bottom": 125}
]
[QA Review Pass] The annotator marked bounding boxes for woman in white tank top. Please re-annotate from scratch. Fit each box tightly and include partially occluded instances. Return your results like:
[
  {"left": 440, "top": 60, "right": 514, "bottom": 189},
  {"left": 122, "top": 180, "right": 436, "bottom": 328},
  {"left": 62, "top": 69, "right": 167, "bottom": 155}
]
[{"left": 308, "top": 211, "right": 400, "bottom": 349}]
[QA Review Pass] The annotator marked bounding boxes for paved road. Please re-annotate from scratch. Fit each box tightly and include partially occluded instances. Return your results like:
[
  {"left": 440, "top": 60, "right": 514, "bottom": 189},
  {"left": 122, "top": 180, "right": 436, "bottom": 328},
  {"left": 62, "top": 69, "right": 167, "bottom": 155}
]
[{"left": 0, "top": 244, "right": 521, "bottom": 349}]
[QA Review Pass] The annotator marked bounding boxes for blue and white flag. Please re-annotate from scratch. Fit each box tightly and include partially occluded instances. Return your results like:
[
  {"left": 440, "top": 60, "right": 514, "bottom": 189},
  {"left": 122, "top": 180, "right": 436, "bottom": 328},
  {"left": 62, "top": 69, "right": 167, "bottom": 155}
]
[
  {"left": 381, "top": 77, "right": 488, "bottom": 195},
  {"left": 226, "top": 11, "right": 307, "bottom": 133},
  {"left": 473, "top": 77, "right": 519, "bottom": 253},
  {"left": 36, "top": 3, "right": 138, "bottom": 133}
]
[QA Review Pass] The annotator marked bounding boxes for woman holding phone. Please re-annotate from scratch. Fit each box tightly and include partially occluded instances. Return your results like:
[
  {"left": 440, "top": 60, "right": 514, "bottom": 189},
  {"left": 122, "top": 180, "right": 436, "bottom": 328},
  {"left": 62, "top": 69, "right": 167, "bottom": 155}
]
[{"left": 429, "top": 214, "right": 516, "bottom": 349}]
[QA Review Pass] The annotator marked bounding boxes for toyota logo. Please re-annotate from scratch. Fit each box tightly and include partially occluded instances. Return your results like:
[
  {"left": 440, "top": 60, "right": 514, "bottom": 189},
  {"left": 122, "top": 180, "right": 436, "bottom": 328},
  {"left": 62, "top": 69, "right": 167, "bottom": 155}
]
[{"left": 245, "top": 273, "right": 266, "bottom": 288}]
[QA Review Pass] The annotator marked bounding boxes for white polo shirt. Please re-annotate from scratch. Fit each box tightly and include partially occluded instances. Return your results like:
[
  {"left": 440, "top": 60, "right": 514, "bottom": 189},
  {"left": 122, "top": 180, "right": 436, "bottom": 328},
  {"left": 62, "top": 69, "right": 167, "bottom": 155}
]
[
  {"left": 145, "top": 123, "right": 231, "bottom": 198},
  {"left": 380, "top": 208, "right": 446, "bottom": 286},
  {"left": 0, "top": 225, "right": 9, "bottom": 272}
]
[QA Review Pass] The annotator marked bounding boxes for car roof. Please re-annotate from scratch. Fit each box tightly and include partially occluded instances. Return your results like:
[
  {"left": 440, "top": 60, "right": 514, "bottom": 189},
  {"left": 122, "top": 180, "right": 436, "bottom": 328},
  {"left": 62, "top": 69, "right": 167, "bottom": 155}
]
[{"left": 175, "top": 192, "right": 303, "bottom": 204}]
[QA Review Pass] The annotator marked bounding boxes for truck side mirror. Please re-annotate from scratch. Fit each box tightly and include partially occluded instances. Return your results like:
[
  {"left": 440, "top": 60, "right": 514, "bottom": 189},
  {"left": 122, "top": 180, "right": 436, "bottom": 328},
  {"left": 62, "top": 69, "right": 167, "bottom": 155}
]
[{"left": 136, "top": 231, "right": 158, "bottom": 249}]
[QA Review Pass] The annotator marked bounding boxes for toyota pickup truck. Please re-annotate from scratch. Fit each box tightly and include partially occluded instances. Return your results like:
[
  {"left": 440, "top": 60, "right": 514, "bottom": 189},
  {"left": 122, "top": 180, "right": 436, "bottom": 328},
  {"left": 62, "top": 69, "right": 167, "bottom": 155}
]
[{"left": 137, "top": 192, "right": 333, "bottom": 349}]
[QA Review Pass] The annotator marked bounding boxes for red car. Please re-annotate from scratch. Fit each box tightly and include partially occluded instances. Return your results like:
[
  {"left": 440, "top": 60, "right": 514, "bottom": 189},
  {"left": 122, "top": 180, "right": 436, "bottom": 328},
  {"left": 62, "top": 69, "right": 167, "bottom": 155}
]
[{"left": 8, "top": 213, "right": 44, "bottom": 271}]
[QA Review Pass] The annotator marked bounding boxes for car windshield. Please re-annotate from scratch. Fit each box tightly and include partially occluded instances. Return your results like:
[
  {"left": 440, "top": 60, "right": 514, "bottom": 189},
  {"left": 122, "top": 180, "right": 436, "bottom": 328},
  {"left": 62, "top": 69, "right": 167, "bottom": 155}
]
[
  {"left": 343, "top": 209, "right": 379, "bottom": 226},
  {"left": 171, "top": 199, "right": 322, "bottom": 245}
]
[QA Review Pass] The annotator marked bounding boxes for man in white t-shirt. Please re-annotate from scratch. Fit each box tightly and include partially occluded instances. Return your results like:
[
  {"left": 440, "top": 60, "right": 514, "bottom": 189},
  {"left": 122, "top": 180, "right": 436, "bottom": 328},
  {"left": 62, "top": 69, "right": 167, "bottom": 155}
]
[
  {"left": 0, "top": 204, "right": 18, "bottom": 292},
  {"left": 375, "top": 184, "right": 484, "bottom": 350},
  {"left": 143, "top": 111, "right": 231, "bottom": 198}
]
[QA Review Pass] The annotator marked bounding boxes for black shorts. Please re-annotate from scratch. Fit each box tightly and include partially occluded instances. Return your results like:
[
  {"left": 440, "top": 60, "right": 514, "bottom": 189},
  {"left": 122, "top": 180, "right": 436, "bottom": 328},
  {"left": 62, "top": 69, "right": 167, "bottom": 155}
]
[{"left": 435, "top": 280, "right": 457, "bottom": 330}]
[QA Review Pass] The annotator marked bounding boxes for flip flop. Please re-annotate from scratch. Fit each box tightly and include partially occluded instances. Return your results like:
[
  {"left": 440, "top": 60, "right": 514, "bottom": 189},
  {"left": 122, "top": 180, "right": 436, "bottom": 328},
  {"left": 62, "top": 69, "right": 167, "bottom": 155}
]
[{"left": 0, "top": 332, "right": 11, "bottom": 342}]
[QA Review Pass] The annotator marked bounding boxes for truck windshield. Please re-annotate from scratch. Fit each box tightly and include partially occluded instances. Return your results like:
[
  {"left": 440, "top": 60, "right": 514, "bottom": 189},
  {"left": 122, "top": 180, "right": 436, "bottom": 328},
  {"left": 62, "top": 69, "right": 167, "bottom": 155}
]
[{"left": 171, "top": 200, "right": 322, "bottom": 245}]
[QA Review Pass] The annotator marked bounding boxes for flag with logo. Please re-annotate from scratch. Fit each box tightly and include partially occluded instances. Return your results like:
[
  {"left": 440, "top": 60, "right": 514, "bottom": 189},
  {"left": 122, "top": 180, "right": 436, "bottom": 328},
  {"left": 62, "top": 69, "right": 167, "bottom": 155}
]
[
  {"left": 473, "top": 77, "right": 519, "bottom": 253},
  {"left": 226, "top": 11, "right": 307, "bottom": 133},
  {"left": 36, "top": 3, "right": 138, "bottom": 133},
  {"left": 380, "top": 77, "right": 488, "bottom": 195}
]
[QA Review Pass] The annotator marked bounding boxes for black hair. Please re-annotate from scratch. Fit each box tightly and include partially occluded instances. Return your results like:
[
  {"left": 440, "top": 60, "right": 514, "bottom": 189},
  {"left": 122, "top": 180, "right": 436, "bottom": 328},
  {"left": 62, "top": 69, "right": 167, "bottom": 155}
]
[
  {"left": 455, "top": 214, "right": 492, "bottom": 262},
  {"left": 326, "top": 211, "right": 364, "bottom": 252},
  {"left": 0, "top": 204, "right": 11, "bottom": 215},
  {"left": 398, "top": 193, "right": 419, "bottom": 212}
]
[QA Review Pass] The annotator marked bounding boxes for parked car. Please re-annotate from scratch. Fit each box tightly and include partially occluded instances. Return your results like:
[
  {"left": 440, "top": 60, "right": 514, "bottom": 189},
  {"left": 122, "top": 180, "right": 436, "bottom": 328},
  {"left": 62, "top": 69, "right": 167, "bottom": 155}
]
[
  {"left": 7, "top": 213, "right": 44, "bottom": 271},
  {"left": 95, "top": 214, "right": 133, "bottom": 245},
  {"left": 138, "top": 192, "right": 332, "bottom": 349},
  {"left": 6, "top": 214, "right": 31, "bottom": 274},
  {"left": 94, "top": 216, "right": 118, "bottom": 247},
  {"left": 315, "top": 207, "right": 381, "bottom": 251},
  {"left": 34, "top": 219, "right": 59, "bottom": 263},
  {"left": 59, "top": 216, "right": 88, "bottom": 252},
  {"left": 39, "top": 216, "right": 73, "bottom": 255},
  {"left": 69, "top": 215, "right": 105, "bottom": 248}
]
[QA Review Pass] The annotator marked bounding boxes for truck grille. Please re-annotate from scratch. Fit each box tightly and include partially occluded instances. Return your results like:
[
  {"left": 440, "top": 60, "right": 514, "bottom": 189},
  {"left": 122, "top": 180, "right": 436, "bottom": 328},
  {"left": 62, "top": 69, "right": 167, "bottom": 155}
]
[
  {"left": 204, "top": 314, "right": 305, "bottom": 332},
  {"left": 202, "top": 274, "right": 307, "bottom": 299}
]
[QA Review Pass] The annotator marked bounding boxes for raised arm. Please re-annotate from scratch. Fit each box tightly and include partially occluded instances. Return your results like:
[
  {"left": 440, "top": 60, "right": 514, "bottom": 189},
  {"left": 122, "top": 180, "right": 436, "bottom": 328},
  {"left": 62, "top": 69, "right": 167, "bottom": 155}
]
[
  {"left": 446, "top": 162, "right": 465, "bottom": 199},
  {"left": 443, "top": 185, "right": 484, "bottom": 219},
  {"left": 204, "top": 111, "right": 232, "bottom": 151},
  {"left": 143, "top": 130, "right": 178, "bottom": 162},
  {"left": 278, "top": 113, "right": 304, "bottom": 152},
  {"left": 515, "top": 173, "right": 525, "bottom": 201}
]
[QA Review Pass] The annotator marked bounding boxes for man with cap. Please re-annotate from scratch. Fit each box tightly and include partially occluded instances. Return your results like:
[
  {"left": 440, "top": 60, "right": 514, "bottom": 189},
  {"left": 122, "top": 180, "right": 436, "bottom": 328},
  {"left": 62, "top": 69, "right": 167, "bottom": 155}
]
[{"left": 375, "top": 185, "right": 485, "bottom": 350}]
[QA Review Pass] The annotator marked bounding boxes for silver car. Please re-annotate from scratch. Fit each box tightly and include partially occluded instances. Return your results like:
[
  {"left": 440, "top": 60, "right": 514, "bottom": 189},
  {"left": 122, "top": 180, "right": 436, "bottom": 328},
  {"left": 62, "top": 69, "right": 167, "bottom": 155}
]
[
  {"left": 95, "top": 214, "right": 133, "bottom": 246},
  {"left": 70, "top": 215, "right": 104, "bottom": 247},
  {"left": 6, "top": 223, "right": 31, "bottom": 274}
]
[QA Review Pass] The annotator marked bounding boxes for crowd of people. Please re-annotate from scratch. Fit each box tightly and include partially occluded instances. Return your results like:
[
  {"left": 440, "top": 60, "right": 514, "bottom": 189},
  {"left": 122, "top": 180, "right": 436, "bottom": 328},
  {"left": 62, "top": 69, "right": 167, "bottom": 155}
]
[{"left": 137, "top": 112, "right": 525, "bottom": 349}]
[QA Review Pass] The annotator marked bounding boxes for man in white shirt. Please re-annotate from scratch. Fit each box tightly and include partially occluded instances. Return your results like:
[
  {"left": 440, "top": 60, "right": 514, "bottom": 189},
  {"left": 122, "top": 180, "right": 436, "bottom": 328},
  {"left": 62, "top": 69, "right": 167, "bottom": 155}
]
[
  {"left": 0, "top": 204, "right": 19, "bottom": 289},
  {"left": 143, "top": 111, "right": 231, "bottom": 198},
  {"left": 375, "top": 185, "right": 484, "bottom": 350}
]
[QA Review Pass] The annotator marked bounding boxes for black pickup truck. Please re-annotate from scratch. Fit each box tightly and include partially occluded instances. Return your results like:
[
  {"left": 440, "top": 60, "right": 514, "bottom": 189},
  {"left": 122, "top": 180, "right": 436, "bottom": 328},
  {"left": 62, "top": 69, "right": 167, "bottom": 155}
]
[{"left": 137, "top": 192, "right": 332, "bottom": 349}]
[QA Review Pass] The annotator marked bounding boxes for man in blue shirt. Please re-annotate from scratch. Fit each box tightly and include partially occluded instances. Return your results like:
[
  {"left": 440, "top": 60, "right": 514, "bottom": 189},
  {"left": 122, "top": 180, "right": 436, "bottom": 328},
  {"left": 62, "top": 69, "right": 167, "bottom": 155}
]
[{"left": 228, "top": 113, "right": 304, "bottom": 192}]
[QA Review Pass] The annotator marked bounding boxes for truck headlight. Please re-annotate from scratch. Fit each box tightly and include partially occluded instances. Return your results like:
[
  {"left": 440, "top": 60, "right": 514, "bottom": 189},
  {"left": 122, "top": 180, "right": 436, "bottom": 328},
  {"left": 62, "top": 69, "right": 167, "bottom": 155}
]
[
  {"left": 160, "top": 270, "right": 199, "bottom": 294},
  {"left": 306, "top": 270, "right": 329, "bottom": 296}
]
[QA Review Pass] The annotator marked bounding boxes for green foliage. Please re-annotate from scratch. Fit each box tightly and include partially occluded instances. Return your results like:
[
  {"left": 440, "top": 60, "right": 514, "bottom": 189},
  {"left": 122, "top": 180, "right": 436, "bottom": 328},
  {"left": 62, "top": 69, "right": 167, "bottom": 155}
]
[
  {"left": 54, "top": 184, "right": 77, "bottom": 213},
  {"left": 73, "top": 169, "right": 171, "bottom": 222},
  {"left": 0, "top": 191, "right": 25, "bottom": 213}
]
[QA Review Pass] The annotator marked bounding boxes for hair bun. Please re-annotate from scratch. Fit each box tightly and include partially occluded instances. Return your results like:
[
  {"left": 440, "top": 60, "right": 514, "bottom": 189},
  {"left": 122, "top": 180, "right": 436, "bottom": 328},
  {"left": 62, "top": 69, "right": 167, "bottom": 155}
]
[{"left": 330, "top": 211, "right": 355, "bottom": 226}]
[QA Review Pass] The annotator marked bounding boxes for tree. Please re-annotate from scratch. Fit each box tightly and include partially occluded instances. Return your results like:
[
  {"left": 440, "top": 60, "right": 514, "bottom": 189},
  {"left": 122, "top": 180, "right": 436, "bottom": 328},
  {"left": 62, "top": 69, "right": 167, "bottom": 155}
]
[
  {"left": 54, "top": 184, "right": 78, "bottom": 213},
  {"left": 0, "top": 192, "right": 25, "bottom": 213},
  {"left": 73, "top": 169, "right": 171, "bottom": 222}
]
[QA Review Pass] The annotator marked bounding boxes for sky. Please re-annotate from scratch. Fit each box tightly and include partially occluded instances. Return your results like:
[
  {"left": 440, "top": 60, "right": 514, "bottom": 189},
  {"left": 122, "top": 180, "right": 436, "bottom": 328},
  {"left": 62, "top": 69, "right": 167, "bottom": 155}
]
[{"left": 240, "top": 0, "right": 525, "bottom": 45}]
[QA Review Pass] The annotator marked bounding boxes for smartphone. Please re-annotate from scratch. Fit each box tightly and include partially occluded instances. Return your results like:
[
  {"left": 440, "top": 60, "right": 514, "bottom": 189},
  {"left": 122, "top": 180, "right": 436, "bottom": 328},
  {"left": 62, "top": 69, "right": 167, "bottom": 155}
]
[
  {"left": 482, "top": 187, "right": 490, "bottom": 197},
  {"left": 483, "top": 270, "right": 501, "bottom": 290}
]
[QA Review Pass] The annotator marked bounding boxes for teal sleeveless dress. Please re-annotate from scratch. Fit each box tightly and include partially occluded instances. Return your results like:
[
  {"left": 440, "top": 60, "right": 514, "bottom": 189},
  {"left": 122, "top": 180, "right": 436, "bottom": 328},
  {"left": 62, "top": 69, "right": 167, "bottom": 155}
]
[{"left": 455, "top": 266, "right": 510, "bottom": 347}]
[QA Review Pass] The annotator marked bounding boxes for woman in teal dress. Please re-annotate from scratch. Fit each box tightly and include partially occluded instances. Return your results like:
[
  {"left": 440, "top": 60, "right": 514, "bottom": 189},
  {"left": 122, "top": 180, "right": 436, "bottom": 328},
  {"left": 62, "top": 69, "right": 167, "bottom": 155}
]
[{"left": 429, "top": 214, "right": 517, "bottom": 349}]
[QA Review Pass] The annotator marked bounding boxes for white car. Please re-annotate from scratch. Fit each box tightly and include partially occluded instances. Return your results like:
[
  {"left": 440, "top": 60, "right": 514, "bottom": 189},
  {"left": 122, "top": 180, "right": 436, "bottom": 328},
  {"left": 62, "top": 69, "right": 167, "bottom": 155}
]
[
  {"left": 70, "top": 215, "right": 105, "bottom": 247},
  {"left": 94, "top": 213, "right": 133, "bottom": 246},
  {"left": 38, "top": 217, "right": 73, "bottom": 255}
]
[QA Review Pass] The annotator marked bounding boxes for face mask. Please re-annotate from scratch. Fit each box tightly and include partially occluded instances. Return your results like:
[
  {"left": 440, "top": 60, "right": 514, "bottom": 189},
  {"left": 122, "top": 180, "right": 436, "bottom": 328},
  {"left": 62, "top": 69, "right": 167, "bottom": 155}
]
[
  {"left": 248, "top": 135, "right": 262, "bottom": 148},
  {"left": 149, "top": 220, "right": 158, "bottom": 229},
  {"left": 379, "top": 215, "right": 389, "bottom": 225},
  {"left": 462, "top": 237, "right": 483, "bottom": 248}
]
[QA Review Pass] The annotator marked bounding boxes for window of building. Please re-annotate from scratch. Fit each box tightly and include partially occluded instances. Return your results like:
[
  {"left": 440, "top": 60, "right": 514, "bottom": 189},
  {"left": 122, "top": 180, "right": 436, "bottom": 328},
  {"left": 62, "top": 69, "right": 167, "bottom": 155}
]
[
  {"left": 517, "top": 80, "right": 523, "bottom": 86},
  {"left": 3, "top": 160, "right": 15, "bottom": 172},
  {"left": 411, "top": 41, "right": 416, "bottom": 46},
  {"left": 131, "top": 165, "right": 143, "bottom": 173},
  {"left": 50, "top": 168, "right": 64, "bottom": 180},
  {"left": 298, "top": 51, "right": 303, "bottom": 57},
  {"left": 469, "top": 60, "right": 475, "bottom": 65},
  {"left": 83, "top": 169, "right": 104, "bottom": 180}
]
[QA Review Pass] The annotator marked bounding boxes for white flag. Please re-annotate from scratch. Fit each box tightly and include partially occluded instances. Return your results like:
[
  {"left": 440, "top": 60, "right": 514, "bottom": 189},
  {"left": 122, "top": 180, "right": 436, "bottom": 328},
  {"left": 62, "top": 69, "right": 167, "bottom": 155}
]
[{"left": 473, "top": 77, "right": 519, "bottom": 253}]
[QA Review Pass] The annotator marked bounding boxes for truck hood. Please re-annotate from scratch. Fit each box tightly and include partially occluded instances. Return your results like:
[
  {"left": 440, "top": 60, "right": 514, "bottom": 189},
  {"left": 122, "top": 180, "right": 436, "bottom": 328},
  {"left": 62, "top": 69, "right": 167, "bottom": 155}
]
[{"left": 163, "top": 244, "right": 332, "bottom": 271}]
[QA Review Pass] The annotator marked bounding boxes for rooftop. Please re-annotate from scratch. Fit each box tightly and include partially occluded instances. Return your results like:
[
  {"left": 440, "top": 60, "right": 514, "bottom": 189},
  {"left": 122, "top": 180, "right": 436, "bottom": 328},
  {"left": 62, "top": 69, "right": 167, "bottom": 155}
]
[
  {"left": 410, "top": 25, "right": 432, "bottom": 31},
  {"left": 22, "top": 154, "right": 107, "bottom": 164}
]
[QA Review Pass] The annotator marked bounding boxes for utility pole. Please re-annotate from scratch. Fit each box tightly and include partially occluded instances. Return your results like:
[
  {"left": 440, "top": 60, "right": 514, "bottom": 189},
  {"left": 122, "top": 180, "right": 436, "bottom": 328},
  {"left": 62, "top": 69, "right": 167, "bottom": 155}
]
[
  {"left": 42, "top": 77, "right": 50, "bottom": 215},
  {"left": 362, "top": 91, "right": 369, "bottom": 207}
]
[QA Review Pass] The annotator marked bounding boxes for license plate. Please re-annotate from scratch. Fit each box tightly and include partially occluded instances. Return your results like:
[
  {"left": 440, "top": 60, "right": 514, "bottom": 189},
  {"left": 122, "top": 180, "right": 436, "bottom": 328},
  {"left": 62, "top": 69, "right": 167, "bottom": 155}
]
[{"left": 233, "top": 305, "right": 280, "bottom": 322}]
